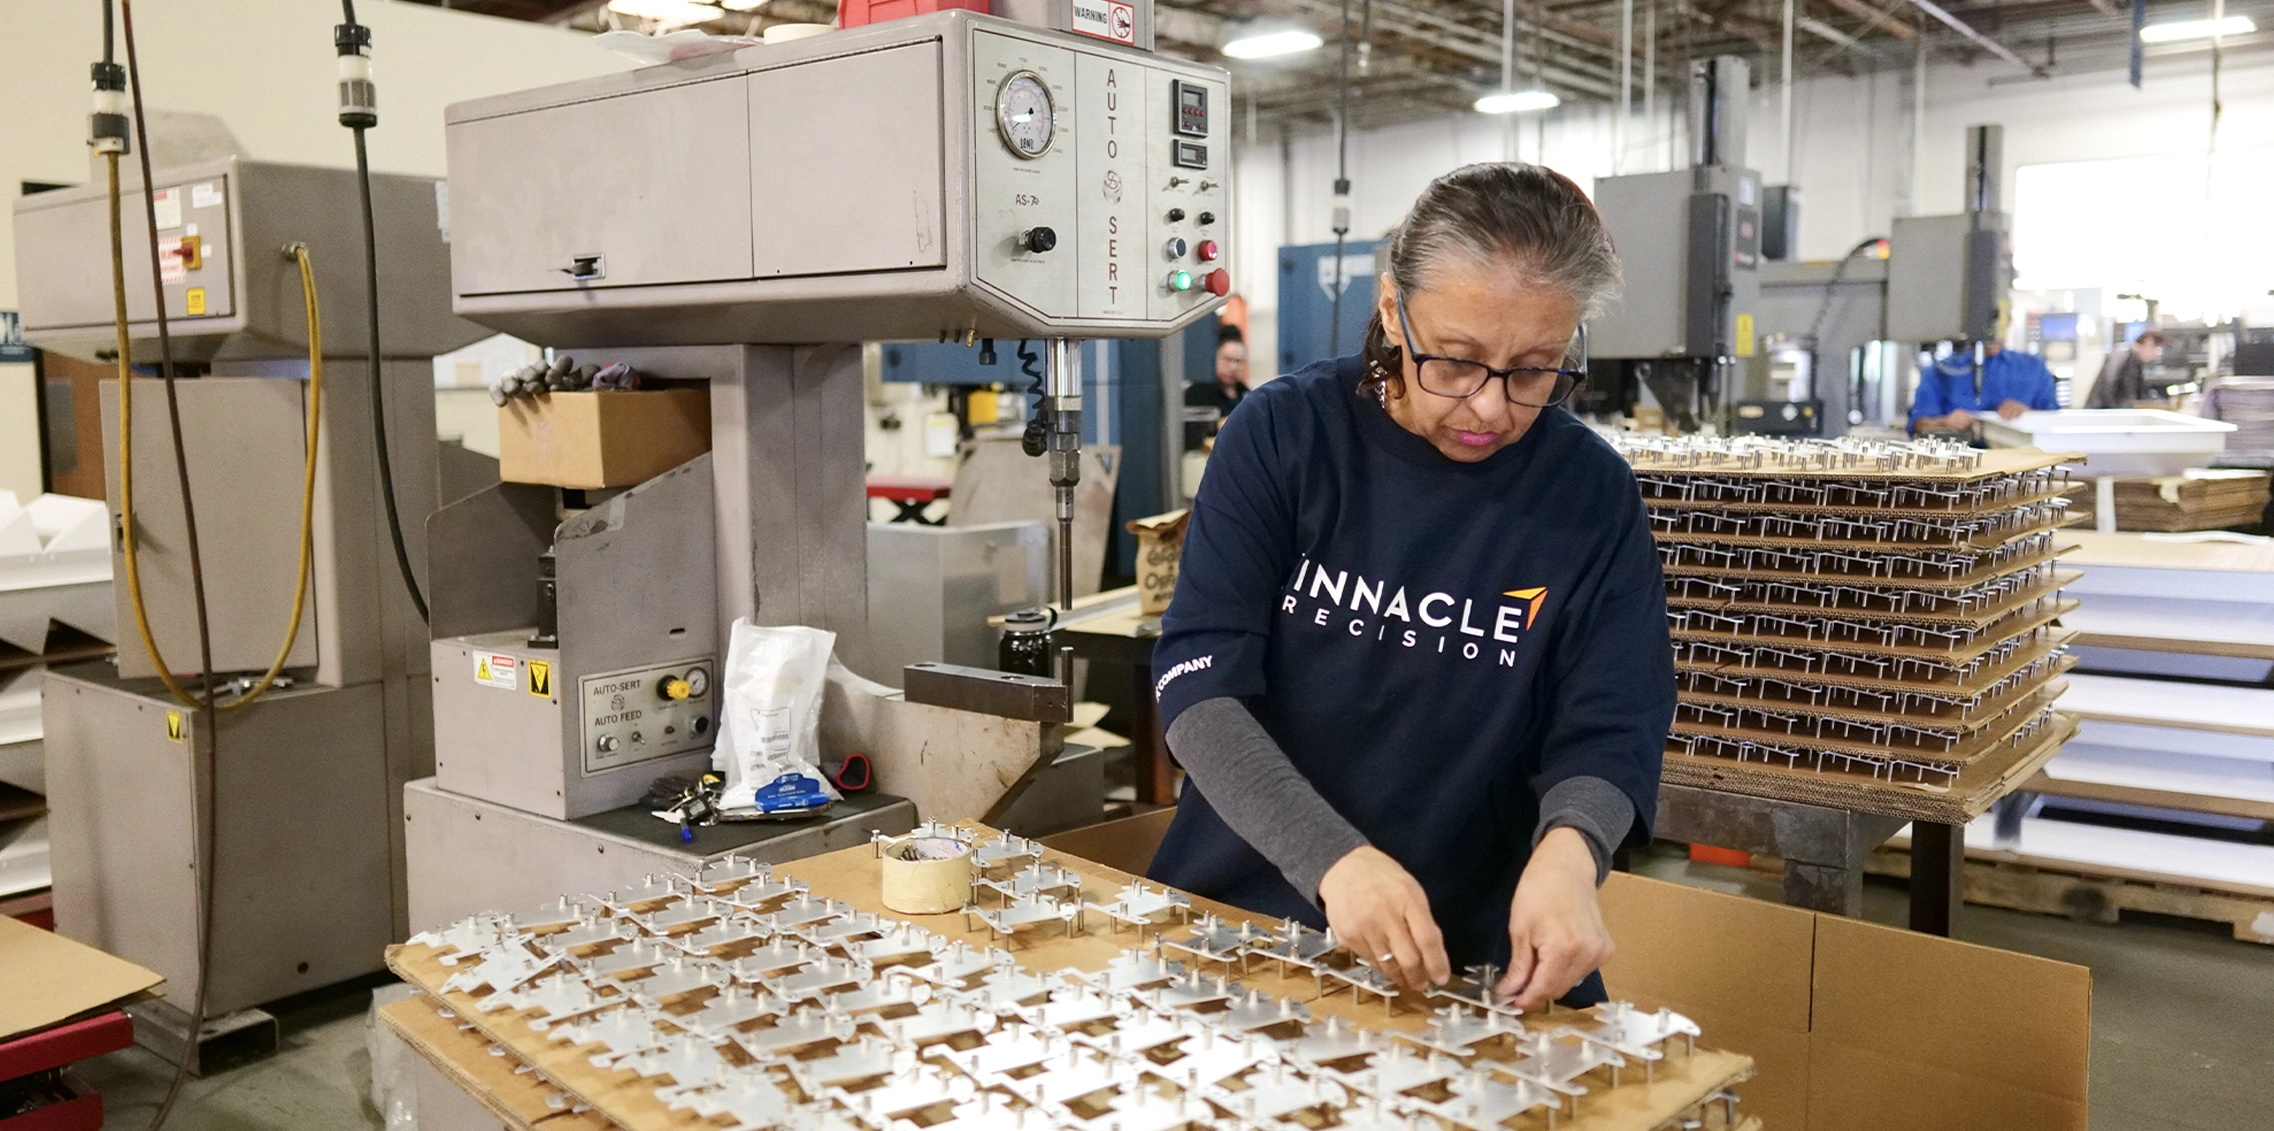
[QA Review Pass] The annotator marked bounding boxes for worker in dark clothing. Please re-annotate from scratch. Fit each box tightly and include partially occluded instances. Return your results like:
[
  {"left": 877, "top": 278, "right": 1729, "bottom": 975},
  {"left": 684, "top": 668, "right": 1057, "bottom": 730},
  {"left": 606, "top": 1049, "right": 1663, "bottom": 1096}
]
[
  {"left": 1148, "top": 163, "right": 1670, "bottom": 1012},
  {"left": 2086, "top": 328, "right": 2167, "bottom": 409},
  {"left": 1183, "top": 324, "right": 1252, "bottom": 450},
  {"left": 1909, "top": 341, "right": 2062, "bottom": 434}
]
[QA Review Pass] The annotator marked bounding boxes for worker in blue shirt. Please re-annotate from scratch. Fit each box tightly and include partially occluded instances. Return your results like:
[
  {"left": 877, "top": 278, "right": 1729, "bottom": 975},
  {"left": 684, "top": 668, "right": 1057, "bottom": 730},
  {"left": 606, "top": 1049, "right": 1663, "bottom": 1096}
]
[{"left": 1908, "top": 341, "right": 2061, "bottom": 434}]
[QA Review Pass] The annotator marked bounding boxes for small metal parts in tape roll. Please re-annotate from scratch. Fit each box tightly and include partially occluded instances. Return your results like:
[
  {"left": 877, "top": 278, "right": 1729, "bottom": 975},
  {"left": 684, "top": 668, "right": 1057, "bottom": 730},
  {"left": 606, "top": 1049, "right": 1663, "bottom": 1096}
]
[{"left": 879, "top": 836, "right": 974, "bottom": 915}]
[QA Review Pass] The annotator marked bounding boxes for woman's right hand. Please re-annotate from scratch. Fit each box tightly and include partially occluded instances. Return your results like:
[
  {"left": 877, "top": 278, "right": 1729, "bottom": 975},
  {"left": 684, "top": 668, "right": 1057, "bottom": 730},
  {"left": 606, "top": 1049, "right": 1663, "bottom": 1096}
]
[{"left": 1317, "top": 846, "right": 1452, "bottom": 992}]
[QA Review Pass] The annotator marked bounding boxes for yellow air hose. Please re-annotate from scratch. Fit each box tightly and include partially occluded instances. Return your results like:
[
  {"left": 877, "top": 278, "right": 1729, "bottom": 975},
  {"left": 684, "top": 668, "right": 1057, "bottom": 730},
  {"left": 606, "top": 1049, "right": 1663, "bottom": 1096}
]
[{"left": 109, "top": 150, "right": 323, "bottom": 711}]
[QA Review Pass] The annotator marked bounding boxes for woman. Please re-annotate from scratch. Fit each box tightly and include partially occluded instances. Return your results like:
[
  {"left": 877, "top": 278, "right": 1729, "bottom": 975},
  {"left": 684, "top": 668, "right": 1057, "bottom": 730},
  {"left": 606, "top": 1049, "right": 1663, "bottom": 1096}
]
[
  {"left": 1184, "top": 324, "right": 1253, "bottom": 450},
  {"left": 1147, "top": 163, "right": 1672, "bottom": 1010}
]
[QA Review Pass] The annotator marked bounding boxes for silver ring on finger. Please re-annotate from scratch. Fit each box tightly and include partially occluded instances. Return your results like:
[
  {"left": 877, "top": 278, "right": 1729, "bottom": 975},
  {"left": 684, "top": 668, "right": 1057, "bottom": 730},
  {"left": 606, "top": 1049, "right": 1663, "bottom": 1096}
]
[{"left": 1376, "top": 953, "right": 1398, "bottom": 964}]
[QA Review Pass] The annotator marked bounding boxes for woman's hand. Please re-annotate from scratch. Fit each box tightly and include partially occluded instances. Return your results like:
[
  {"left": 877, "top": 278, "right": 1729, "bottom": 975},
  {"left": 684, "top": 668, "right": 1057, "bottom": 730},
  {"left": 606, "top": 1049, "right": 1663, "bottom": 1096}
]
[
  {"left": 1317, "top": 846, "right": 1451, "bottom": 992},
  {"left": 1494, "top": 827, "right": 1614, "bottom": 1010}
]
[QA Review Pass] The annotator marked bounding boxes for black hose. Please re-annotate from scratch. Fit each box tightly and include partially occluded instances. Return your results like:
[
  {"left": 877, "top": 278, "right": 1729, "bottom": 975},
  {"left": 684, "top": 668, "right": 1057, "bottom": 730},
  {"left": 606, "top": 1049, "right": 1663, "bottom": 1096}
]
[
  {"left": 353, "top": 127, "right": 430, "bottom": 622},
  {"left": 1805, "top": 237, "right": 1887, "bottom": 349},
  {"left": 122, "top": 4, "right": 220, "bottom": 1127}
]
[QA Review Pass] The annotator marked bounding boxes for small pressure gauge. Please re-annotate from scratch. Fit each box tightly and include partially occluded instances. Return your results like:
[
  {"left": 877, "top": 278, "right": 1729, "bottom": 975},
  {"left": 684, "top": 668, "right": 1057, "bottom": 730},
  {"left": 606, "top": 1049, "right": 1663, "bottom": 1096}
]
[
  {"left": 685, "top": 667, "right": 710, "bottom": 698},
  {"left": 995, "top": 72, "right": 1055, "bottom": 159}
]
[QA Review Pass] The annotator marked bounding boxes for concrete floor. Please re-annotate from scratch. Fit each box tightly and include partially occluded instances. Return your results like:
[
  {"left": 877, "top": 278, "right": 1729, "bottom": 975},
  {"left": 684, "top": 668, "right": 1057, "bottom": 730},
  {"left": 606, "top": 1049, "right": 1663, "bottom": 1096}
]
[{"left": 70, "top": 855, "right": 2274, "bottom": 1131}]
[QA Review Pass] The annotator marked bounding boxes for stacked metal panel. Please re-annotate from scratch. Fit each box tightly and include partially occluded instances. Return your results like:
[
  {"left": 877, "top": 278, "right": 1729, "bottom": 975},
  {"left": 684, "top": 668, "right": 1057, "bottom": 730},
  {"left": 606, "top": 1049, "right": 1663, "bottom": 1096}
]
[
  {"left": 397, "top": 827, "right": 1736, "bottom": 1131},
  {"left": 1613, "top": 436, "right": 2083, "bottom": 807}
]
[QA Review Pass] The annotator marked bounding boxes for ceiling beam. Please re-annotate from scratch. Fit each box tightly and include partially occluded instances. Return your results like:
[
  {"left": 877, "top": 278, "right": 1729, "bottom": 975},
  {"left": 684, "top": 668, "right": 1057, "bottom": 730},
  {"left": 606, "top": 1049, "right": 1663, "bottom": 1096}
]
[
  {"left": 1906, "top": 0, "right": 2046, "bottom": 72},
  {"left": 1814, "top": 0, "right": 1918, "bottom": 38}
]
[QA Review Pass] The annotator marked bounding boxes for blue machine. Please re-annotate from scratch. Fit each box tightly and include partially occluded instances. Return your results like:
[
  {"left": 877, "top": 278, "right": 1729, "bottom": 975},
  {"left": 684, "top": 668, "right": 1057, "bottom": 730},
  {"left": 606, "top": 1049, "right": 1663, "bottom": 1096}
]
[{"left": 1276, "top": 240, "right": 1380, "bottom": 373}]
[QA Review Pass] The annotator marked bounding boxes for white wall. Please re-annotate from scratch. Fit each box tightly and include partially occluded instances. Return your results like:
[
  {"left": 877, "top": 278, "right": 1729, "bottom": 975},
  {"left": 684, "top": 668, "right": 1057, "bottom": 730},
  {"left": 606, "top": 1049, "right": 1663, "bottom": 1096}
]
[
  {"left": 1231, "top": 47, "right": 2274, "bottom": 349},
  {"left": 0, "top": 0, "right": 633, "bottom": 501}
]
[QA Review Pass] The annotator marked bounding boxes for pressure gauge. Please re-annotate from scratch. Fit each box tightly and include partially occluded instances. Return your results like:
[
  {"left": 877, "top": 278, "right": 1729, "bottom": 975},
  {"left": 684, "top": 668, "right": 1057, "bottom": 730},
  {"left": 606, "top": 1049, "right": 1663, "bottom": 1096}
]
[
  {"left": 685, "top": 666, "right": 710, "bottom": 698},
  {"left": 995, "top": 72, "right": 1055, "bottom": 159}
]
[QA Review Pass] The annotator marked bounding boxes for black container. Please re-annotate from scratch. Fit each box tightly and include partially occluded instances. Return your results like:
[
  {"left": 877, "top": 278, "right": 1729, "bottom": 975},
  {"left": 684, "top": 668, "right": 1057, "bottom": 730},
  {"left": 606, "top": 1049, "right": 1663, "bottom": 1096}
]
[{"left": 998, "top": 607, "right": 1057, "bottom": 677}]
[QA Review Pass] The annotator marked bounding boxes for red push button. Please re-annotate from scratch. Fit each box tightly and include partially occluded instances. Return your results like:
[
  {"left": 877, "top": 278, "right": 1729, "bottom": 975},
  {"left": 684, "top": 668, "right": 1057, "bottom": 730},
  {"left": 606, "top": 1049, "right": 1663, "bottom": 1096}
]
[
  {"left": 1202, "top": 268, "right": 1231, "bottom": 296},
  {"left": 1197, "top": 239, "right": 1220, "bottom": 262}
]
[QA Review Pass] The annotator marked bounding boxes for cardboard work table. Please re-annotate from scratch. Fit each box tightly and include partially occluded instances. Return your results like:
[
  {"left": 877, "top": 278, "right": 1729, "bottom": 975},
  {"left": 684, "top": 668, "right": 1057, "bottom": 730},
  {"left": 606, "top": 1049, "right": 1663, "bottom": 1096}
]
[{"left": 385, "top": 830, "right": 1755, "bottom": 1131}]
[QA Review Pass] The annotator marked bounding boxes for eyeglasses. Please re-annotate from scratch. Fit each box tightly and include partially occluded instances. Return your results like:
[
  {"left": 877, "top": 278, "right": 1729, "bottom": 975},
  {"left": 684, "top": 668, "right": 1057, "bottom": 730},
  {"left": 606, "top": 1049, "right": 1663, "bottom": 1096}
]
[{"left": 1395, "top": 296, "right": 1588, "bottom": 408}]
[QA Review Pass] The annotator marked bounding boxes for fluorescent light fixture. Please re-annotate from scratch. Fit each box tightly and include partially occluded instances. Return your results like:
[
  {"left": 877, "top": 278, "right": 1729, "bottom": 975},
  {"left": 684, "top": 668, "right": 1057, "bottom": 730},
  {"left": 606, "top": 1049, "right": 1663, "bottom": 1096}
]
[
  {"left": 606, "top": 0, "right": 723, "bottom": 28},
  {"left": 1475, "top": 89, "right": 1560, "bottom": 114},
  {"left": 2139, "top": 15, "right": 2255, "bottom": 42},
  {"left": 1222, "top": 30, "right": 1324, "bottom": 59}
]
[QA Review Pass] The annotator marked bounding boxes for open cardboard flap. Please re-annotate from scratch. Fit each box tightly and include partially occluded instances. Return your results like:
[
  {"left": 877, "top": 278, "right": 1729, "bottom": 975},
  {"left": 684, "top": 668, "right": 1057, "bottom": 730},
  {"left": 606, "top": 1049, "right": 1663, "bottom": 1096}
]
[
  {"left": 1045, "top": 809, "right": 2091, "bottom": 1130},
  {"left": 1601, "top": 871, "right": 2091, "bottom": 1130},
  {"left": 0, "top": 915, "right": 164, "bottom": 1043}
]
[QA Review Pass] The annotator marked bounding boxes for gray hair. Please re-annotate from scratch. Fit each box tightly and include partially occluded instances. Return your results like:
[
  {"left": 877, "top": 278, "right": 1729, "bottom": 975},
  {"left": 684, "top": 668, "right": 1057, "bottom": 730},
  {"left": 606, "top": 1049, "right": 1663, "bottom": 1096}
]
[{"left": 1360, "top": 162, "right": 1621, "bottom": 394}]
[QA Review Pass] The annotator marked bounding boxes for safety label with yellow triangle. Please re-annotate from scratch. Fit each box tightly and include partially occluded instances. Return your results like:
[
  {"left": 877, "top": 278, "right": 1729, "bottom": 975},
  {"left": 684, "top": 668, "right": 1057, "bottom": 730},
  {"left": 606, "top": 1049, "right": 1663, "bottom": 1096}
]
[
  {"left": 166, "top": 710, "right": 184, "bottom": 743},
  {"left": 527, "top": 660, "right": 552, "bottom": 699},
  {"left": 474, "top": 652, "right": 518, "bottom": 691}
]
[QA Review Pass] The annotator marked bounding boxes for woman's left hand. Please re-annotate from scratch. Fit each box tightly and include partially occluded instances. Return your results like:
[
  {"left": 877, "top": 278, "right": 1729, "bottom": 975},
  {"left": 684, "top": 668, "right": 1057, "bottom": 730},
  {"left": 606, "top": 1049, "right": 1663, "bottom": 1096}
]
[{"left": 1493, "top": 826, "right": 1614, "bottom": 1010}]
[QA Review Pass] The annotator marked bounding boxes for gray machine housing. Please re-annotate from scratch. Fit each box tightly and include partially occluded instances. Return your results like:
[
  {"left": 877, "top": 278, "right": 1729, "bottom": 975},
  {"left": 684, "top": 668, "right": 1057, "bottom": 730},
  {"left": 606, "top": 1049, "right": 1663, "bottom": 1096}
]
[
  {"left": 1889, "top": 125, "right": 2010, "bottom": 345},
  {"left": 838, "top": 521, "right": 1051, "bottom": 686},
  {"left": 1591, "top": 56, "right": 1761, "bottom": 361},
  {"left": 441, "top": 10, "right": 1232, "bottom": 346},
  {"left": 17, "top": 158, "right": 476, "bottom": 1022},
  {"left": 11, "top": 157, "right": 484, "bottom": 364},
  {"left": 42, "top": 667, "right": 398, "bottom": 1017},
  {"left": 429, "top": 456, "right": 721, "bottom": 820}
]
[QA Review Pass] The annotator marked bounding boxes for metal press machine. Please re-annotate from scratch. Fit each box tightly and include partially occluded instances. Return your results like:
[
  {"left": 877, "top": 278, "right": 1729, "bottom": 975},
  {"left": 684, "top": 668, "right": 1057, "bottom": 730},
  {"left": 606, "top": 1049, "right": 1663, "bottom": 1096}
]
[
  {"left": 405, "top": 5, "right": 1233, "bottom": 928},
  {"left": 11, "top": 152, "right": 485, "bottom": 1058}
]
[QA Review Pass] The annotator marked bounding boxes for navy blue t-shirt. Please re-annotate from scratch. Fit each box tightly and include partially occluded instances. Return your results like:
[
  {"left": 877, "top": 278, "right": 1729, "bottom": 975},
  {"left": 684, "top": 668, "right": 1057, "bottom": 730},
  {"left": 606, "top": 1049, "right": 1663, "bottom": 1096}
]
[{"left": 1147, "top": 355, "right": 1673, "bottom": 969}]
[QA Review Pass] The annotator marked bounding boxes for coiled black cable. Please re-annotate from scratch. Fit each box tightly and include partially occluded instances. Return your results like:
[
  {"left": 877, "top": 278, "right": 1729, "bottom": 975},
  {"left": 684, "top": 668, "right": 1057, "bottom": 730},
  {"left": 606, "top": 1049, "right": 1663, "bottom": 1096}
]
[{"left": 1018, "top": 339, "right": 1049, "bottom": 457}]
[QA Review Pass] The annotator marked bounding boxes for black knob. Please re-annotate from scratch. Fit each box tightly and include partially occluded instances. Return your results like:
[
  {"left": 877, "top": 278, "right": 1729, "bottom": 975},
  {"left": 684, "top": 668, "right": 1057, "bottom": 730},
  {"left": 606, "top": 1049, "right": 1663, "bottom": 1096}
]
[
  {"left": 1025, "top": 227, "right": 1058, "bottom": 253},
  {"left": 1167, "top": 208, "right": 1186, "bottom": 223},
  {"left": 1198, "top": 211, "right": 1216, "bottom": 226}
]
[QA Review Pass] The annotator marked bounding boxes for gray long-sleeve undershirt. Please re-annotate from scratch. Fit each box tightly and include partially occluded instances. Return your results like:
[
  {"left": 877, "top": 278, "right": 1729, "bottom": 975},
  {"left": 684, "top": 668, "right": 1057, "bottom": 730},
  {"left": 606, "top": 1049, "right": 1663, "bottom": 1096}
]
[{"left": 1165, "top": 696, "right": 1634, "bottom": 904}]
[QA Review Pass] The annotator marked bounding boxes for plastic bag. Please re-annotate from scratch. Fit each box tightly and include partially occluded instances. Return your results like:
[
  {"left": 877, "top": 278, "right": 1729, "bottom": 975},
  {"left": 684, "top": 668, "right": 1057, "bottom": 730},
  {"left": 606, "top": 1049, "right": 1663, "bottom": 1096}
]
[
  {"left": 364, "top": 983, "right": 419, "bottom": 1130},
  {"left": 715, "top": 619, "right": 840, "bottom": 815}
]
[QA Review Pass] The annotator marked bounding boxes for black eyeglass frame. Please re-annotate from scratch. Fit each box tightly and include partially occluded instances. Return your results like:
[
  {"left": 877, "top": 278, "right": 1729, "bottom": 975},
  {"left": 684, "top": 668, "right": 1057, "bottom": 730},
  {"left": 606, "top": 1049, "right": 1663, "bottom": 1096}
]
[{"left": 1393, "top": 295, "right": 1589, "bottom": 409}]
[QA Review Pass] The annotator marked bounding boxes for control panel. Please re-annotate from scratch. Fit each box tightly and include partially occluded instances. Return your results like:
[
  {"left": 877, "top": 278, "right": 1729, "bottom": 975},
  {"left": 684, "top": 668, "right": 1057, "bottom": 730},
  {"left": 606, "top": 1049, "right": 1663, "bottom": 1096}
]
[
  {"left": 579, "top": 658, "right": 715, "bottom": 775},
  {"left": 970, "top": 26, "right": 1229, "bottom": 328}
]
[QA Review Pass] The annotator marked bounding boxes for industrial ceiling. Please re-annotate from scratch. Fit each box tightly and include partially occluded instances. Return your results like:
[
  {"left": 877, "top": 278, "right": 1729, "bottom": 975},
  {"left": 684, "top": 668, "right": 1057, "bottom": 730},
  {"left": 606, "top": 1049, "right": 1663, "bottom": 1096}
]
[{"left": 408, "top": 0, "right": 2267, "bottom": 131}]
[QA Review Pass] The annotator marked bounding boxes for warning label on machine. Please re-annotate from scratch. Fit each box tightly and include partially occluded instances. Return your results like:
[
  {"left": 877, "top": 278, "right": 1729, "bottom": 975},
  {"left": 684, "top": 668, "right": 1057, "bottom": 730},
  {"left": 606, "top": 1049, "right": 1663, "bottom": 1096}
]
[
  {"left": 474, "top": 653, "right": 518, "bottom": 690},
  {"left": 1070, "top": 0, "right": 1136, "bottom": 44}
]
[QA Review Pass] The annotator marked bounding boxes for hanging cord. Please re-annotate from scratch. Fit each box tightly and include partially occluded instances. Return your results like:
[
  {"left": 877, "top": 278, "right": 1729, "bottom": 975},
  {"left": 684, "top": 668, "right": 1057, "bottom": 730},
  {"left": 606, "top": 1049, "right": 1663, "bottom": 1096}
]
[
  {"left": 109, "top": 236, "right": 324, "bottom": 712},
  {"left": 1327, "top": 0, "right": 1355, "bottom": 357},
  {"left": 1805, "top": 237, "right": 1888, "bottom": 349},
  {"left": 338, "top": 0, "right": 429, "bottom": 622},
  {"left": 119, "top": 4, "right": 218, "bottom": 1127},
  {"left": 218, "top": 246, "right": 325, "bottom": 710}
]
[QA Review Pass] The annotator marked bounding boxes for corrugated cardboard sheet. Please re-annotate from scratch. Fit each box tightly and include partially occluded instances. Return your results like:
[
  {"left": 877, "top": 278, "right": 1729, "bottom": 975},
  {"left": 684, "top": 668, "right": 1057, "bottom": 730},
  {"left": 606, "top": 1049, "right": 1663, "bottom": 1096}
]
[{"left": 0, "top": 915, "right": 164, "bottom": 1043}]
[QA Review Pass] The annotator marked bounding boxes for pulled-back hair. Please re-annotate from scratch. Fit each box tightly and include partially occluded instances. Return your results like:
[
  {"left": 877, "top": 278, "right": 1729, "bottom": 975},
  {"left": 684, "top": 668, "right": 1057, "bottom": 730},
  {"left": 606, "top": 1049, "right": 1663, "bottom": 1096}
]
[{"left": 1357, "top": 162, "right": 1620, "bottom": 400}]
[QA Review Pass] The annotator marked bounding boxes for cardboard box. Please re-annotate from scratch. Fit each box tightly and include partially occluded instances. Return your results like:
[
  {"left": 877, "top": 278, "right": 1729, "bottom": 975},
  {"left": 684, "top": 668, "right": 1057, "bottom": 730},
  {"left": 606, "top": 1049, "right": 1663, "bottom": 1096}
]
[
  {"left": 1045, "top": 809, "right": 2091, "bottom": 1131},
  {"left": 498, "top": 389, "right": 711, "bottom": 490},
  {"left": 1125, "top": 510, "right": 1190, "bottom": 617},
  {"left": 1602, "top": 872, "right": 2090, "bottom": 1131}
]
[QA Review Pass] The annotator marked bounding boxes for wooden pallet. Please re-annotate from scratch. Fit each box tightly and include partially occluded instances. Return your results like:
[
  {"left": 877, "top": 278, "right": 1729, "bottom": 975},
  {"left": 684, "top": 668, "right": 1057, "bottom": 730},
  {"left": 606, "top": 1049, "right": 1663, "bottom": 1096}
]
[{"left": 1867, "top": 844, "right": 2274, "bottom": 945}]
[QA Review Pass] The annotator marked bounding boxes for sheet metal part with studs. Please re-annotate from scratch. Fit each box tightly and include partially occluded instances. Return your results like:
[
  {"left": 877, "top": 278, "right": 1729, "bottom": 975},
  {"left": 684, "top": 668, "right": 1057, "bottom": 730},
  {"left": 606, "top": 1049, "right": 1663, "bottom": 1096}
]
[{"left": 398, "top": 851, "right": 1724, "bottom": 1131}]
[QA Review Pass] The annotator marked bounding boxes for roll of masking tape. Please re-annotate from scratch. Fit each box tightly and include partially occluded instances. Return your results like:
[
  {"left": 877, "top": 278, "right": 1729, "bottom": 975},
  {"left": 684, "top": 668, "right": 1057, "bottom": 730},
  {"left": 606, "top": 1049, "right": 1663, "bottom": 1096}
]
[{"left": 879, "top": 836, "right": 973, "bottom": 915}]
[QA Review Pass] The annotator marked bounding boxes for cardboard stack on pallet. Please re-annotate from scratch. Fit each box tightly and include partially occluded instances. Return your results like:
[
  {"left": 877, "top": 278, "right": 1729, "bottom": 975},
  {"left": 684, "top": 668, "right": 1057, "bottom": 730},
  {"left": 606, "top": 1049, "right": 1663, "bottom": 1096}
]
[
  {"left": 1612, "top": 436, "right": 2084, "bottom": 822},
  {"left": 2058, "top": 468, "right": 2270, "bottom": 532}
]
